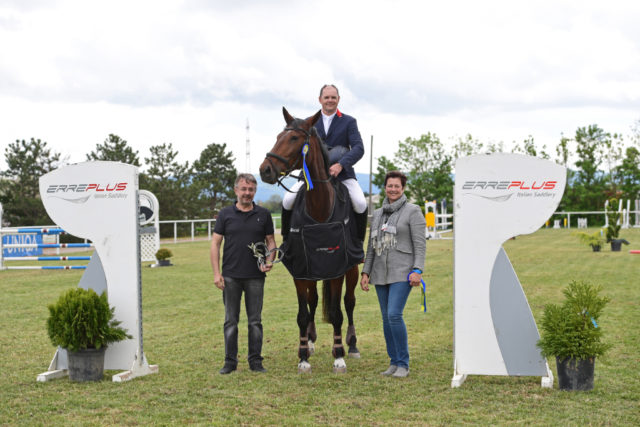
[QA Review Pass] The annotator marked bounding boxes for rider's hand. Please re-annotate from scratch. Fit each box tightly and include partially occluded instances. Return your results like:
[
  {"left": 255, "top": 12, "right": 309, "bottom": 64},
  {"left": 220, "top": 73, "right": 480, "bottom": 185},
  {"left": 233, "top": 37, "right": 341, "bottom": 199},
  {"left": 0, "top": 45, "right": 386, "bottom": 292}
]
[{"left": 329, "top": 163, "right": 343, "bottom": 177}]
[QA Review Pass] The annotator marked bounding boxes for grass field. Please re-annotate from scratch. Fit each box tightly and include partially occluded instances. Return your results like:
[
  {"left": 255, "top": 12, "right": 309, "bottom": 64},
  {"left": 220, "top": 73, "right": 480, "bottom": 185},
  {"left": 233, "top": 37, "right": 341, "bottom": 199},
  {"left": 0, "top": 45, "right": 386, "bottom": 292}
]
[{"left": 1, "top": 228, "right": 639, "bottom": 425}]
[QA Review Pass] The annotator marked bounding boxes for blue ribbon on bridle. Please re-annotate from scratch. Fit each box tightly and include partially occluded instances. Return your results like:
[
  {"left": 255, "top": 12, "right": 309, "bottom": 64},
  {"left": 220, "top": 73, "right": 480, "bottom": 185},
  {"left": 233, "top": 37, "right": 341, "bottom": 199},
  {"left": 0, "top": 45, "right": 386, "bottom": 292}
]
[
  {"left": 301, "top": 143, "right": 314, "bottom": 190},
  {"left": 408, "top": 269, "right": 427, "bottom": 313}
]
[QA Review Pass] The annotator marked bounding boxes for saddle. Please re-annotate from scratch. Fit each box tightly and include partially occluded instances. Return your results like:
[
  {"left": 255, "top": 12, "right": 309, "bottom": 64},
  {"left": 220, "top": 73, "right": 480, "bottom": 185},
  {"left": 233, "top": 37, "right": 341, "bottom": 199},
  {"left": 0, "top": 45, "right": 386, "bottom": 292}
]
[{"left": 281, "top": 181, "right": 363, "bottom": 280}]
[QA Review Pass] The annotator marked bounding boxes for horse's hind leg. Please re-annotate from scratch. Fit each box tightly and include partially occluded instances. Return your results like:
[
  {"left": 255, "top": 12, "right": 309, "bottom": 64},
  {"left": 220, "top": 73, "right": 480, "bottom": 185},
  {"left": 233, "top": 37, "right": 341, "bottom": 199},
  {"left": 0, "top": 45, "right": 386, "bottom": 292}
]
[
  {"left": 306, "top": 285, "right": 318, "bottom": 355},
  {"left": 295, "top": 281, "right": 312, "bottom": 373},
  {"left": 344, "top": 266, "right": 360, "bottom": 358},
  {"left": 327, "top": 279, "right": 346, "bottom": 373}
]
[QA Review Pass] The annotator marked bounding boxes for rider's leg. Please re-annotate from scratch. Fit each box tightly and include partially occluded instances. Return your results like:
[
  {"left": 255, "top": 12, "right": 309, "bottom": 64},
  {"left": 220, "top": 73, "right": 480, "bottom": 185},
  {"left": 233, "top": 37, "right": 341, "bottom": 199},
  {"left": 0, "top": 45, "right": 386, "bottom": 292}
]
[
  {"left": 281, "top": 181, "right": 304, "bottom": 242},
  {"left": 341, "top": 179, "right": 368, "bottom": 242},
  {"left": 341, "top": 179, "right": 366, "bottom": 213}
]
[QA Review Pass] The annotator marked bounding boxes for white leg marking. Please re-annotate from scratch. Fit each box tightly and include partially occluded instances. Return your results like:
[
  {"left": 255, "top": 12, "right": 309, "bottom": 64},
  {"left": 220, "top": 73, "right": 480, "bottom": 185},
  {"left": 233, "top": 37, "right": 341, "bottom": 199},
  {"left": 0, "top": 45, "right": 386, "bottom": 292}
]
[
  {"left": 333, "top": 357, "right": 347, "bottom": 374},
  {"left": 298, "top": 361, "right": 312, "bottom": 374}
]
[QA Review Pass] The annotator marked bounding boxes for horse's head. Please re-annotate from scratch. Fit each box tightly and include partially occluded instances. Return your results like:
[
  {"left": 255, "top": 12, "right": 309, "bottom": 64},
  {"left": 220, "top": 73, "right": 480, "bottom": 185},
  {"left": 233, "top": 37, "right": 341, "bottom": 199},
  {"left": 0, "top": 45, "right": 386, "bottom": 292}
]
[{"left": 259, "top": 107, "right": 322, "bottom": 184}]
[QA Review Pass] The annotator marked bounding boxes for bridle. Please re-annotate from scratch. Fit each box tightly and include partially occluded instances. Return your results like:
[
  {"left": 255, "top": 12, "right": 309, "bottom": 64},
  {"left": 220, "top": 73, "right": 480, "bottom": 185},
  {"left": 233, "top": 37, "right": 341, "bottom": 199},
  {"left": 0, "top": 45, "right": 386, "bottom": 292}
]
[{"left": 265, "top": 124, "right": 331, "bottom": 192}]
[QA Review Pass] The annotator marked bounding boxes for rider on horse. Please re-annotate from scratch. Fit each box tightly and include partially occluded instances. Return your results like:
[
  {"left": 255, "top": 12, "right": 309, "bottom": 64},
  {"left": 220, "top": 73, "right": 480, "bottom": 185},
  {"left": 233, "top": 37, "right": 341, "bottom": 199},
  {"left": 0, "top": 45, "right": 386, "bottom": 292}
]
[{"left": 281, "top": 84, "right": 368, "bottom": 248}]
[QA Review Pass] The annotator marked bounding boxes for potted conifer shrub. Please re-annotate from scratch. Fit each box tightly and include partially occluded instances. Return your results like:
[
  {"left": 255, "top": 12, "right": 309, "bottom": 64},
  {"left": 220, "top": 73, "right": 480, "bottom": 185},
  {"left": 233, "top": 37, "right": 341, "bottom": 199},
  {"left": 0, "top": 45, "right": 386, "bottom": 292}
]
[
  {"left": 605, "top": 198, "right": 630, "bottom": 251},
  {"left": 155, "top": 248, "right": 173, "bottom": 266},
  {"left": 574, "top": 230, "right": 605, "bottom": 252},
  {"left": 537, "top": 280, "right": 610, "bottom": 391},
  {"left": 47, "top": 288, "right": 131, "bottom": 382}
]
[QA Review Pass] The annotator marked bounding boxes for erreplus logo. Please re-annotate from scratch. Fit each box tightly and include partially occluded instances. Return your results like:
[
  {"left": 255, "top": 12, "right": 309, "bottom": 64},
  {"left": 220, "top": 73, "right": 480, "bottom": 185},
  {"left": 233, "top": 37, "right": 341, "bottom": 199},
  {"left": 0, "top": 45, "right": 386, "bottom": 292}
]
[
  {"left": 462, "top": 180, "right": 557, "bottom": 190},
  {"left": 316, "top": 245, "right": 340, "bottom": 254},
  {"left": 46, "top": 183, "right": 128, "bottom": 193}
]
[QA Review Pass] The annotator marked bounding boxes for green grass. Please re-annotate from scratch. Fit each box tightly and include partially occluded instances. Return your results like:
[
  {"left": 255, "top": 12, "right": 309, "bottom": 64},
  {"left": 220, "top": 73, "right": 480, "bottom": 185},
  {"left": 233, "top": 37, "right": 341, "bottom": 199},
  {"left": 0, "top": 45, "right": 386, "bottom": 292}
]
[{"left": 1, "top": 228, "right": 639, "bottom": 425}]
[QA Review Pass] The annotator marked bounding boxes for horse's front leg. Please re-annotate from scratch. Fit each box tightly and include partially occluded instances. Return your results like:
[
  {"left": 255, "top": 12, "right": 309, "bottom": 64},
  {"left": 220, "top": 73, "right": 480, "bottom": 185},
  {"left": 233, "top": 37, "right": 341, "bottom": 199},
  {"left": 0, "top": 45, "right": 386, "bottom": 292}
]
[
  {"left": 328, "top": 279, "right": 346, "bottom": 373},
  {"left": 306, "top": 284, "right": 318, "bottom": 356},
  {"left": 344, "top": 265, "right": 360, "bottom": 358},
  {"left": 295, "top": 281, "right": 312, "bottom": 373}
]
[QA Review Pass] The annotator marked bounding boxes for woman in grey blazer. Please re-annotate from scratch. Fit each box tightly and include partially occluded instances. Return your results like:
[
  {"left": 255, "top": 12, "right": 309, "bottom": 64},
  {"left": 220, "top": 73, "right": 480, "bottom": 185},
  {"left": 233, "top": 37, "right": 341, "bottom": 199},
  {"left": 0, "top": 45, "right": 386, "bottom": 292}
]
[{"left": 360, "top": 170, "right": 426, "bottom": 378}]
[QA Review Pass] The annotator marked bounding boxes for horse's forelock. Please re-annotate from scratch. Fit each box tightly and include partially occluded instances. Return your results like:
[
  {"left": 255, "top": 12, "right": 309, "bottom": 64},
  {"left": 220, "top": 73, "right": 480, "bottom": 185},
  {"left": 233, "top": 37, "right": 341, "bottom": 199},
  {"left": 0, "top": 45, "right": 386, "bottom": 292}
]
[{"left": 290, "top": 118, "right": 306, "bottom": 129}]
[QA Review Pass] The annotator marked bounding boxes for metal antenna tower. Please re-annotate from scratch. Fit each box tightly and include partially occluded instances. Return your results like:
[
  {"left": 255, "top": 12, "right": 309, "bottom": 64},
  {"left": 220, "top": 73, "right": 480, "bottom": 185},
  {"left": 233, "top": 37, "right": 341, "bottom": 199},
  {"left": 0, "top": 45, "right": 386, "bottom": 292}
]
[{"left": 245, "top": 118, "right": 250, "bottom": 173}]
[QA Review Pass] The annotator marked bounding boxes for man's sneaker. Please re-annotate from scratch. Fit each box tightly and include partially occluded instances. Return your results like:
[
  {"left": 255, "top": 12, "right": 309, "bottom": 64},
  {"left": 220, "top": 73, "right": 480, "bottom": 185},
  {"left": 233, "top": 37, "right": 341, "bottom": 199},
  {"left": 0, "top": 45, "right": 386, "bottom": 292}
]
[
  {"left": 250, "top": 363, "right": 267, "bottom": 373},
  {"left": 219, "top": 364, "right": 237, "bottom": 375}
]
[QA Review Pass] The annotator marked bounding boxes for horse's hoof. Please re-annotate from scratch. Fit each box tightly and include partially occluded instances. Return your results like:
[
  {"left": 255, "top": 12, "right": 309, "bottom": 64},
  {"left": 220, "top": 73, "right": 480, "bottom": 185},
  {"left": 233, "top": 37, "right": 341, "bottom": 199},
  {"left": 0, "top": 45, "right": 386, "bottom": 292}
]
[
  {"left": 348, "top": 351, "right": 361, "bottom": 359},
  {"left": 333, "top": 357, "right": 347, "bottom": 374},
  {"left": 308, "top": 341, "right": 315, "bottom": 356},
  {"left": 298, "top": 361, "right": 312, "bottom": 374}
]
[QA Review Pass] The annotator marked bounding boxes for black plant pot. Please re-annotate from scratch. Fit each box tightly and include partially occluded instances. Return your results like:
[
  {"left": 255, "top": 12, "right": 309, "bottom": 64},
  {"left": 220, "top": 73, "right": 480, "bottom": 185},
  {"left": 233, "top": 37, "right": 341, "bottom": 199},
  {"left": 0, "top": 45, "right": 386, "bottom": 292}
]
[
  {"left": 68, "top": 347, "right": 106, "bottom": 382},
  {"left": 611, "top": 240, "right": 623, "bottom": 251},
  {"left": 556, "top": 356, "right": 595, "bottom": 391},
  {"left": 158, "top": 259, "right": 172, "bottom": 266},
  {"left": 591, "top": 244, "right": 601, "bottom": 252}
]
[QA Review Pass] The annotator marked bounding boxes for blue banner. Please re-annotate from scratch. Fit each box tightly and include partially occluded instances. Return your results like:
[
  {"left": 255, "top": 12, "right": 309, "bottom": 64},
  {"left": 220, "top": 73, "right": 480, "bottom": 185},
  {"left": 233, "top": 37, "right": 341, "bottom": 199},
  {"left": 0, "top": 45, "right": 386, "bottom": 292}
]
[{"left": 2, "top": 233, "right": 43, "bottom": 257}]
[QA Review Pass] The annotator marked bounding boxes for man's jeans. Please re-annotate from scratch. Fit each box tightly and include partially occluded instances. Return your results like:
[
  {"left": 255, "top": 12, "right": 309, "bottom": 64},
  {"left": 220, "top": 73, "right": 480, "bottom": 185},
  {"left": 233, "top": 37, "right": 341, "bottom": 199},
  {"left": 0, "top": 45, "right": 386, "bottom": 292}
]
[
  {"left": 222, "top": 277, "right": 265, "bottom": 367},
  {"left": 375, "top": 281, "right": 412, "bottom": 369}
]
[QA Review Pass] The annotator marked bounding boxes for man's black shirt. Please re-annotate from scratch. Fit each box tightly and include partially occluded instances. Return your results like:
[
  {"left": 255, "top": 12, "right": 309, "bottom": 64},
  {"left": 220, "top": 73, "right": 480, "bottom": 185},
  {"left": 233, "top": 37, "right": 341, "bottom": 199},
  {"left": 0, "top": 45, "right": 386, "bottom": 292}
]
[{"left": 214, "top": 202, "right": 274, "bottom": 279}]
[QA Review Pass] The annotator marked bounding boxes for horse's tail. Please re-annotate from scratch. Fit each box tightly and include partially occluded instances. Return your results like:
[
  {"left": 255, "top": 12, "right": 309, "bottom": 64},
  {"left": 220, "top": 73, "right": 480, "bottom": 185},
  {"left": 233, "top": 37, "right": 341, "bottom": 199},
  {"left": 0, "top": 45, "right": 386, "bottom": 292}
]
[{"left": 322, "top": 279, "right": 331, "bottom": 323}]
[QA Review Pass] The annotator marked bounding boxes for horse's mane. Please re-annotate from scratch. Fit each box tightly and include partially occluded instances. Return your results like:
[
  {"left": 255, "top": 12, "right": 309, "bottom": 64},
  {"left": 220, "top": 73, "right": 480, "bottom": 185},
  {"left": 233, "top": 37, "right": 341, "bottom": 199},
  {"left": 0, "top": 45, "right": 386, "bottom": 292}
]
[{"left": 291, "top": 118, "right": 330, "bottom": 176}]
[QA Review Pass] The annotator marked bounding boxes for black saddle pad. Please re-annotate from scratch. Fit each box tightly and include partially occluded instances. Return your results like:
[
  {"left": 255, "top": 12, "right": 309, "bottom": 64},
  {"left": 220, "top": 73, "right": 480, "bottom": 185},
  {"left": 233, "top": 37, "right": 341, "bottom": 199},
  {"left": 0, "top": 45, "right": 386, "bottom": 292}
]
[{"left": 281, "top": 181, "right": 363, "bottom": 280}]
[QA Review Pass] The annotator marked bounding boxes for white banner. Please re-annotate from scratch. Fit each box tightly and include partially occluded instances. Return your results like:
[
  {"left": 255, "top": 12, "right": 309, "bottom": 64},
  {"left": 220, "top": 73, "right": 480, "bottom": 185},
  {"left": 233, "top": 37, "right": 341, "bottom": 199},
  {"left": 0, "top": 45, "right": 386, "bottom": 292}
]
[
  {"left": 453, "top": 153, "right": 566, "bottom": 387},
  {"left": 38, "top": 161, "right": 155, "bottom": 380}
]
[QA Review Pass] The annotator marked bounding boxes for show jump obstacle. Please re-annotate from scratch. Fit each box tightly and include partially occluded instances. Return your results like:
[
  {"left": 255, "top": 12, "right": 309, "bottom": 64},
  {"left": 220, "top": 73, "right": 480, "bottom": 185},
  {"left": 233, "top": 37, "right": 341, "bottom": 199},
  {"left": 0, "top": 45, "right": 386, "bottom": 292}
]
[
  {"left": 452, "top": 153, "right": 566, "bottom": 388},
  {"left": 36, "top": 161, "right": 158, "bottom": 382}
]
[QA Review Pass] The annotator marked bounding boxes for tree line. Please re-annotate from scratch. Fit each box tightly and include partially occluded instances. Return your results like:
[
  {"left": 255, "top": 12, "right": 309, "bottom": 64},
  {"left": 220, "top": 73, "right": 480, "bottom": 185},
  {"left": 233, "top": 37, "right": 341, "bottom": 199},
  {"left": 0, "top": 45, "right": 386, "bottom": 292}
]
[
  {"left": 2, "top": 120, "right": 639, "bottom": 229},
  {"left": 373, "top": 121, "right": 640, "bottom": 215},
  {"left": 0, "top": 134, "right": 237, "bottom": 228}
]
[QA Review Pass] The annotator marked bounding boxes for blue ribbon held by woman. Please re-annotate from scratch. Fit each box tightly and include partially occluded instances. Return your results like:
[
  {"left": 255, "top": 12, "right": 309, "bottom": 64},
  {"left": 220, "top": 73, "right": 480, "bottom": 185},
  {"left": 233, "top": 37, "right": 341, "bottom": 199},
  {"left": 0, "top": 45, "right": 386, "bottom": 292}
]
[{"left": 408, "top": 269, "right": 427, "bottom": 313}]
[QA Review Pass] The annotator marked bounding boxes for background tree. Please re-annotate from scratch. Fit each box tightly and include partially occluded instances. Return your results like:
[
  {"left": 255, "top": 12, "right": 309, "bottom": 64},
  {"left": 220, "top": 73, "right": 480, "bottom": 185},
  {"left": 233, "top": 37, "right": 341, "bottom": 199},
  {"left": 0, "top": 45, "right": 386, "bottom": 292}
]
[
  {"left": 192, "top": 143, "right": 237, "bottom": 216},
  {"left": 371, "top": 155, "right": 398, "bottom": 206},
  {"left": 512, "top": 136, "right": 550, "bottom": 159},
  {"left": 258, "top": 194, "right": 283, "bottom": 213},
  {"left": 601, "top": 132, "right": 624, "bottom": 195},
  {"left": 615, "top": 146, "right": 640, "bottom": 201},
  {"left": 451, "top": 134, "right": 484, "bottom": 159},
  {"left": 560, "top": 125, "right": 607, "bottom": 211},
  {"left": 630, "top": 119, "right": 640, "bottom": 148},
  {"left": 0, "top": 138, "right": 61, "bottom": 225},
  {"left": 394, "top": 133, "right": 454, "bottom": 205},
  {"left": 555, "top": 134, "right": 571, "bottom": 167},
  {"left": 139, "top": 143, "right": 194, "bottom": 222},
  {"left": 87, "top": 134, "right": 140, "bottom": 166}
]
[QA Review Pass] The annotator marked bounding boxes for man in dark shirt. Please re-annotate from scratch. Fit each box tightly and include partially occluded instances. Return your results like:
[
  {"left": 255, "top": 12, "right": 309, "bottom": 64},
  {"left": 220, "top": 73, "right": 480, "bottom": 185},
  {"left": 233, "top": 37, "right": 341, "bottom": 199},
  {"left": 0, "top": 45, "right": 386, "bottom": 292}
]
[{"left": 210, "top": 173, "right": 276, "bottom": 374}]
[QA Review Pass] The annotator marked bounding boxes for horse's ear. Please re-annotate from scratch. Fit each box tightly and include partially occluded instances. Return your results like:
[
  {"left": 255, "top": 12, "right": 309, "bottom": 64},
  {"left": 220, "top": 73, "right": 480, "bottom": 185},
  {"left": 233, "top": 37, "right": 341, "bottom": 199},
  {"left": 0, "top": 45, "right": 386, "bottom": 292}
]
[
  {"left": 309, "top": 110, "right": 322, "bottom": 127},
  {"left": 282, "top": 107, "right": 294, "bottom": 125}
]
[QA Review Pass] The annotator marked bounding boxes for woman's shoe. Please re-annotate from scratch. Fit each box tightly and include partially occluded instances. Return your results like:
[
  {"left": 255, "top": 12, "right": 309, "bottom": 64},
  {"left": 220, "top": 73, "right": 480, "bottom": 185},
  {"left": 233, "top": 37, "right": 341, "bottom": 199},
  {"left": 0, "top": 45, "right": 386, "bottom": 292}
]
[
  {"left": 392, "top": 367, "right": 409, "bottom": 378},
  {"left": 380, "top": 365, "right": 398, "bottom": 376}
]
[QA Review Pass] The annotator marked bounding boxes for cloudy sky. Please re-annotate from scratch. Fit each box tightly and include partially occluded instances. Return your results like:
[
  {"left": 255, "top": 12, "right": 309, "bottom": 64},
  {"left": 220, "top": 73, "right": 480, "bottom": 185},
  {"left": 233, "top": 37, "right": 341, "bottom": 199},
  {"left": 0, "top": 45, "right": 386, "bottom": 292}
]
[{"left": 1, "top": 0, "right": 639, "bottom": 175}]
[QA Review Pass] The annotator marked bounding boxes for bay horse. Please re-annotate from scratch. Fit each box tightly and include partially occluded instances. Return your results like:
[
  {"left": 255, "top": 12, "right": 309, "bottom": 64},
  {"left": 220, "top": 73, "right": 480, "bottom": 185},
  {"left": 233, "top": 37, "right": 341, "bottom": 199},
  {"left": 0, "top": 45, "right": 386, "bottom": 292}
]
[{"left": 259, "top": 107, "right": 361, "bottom": 373}]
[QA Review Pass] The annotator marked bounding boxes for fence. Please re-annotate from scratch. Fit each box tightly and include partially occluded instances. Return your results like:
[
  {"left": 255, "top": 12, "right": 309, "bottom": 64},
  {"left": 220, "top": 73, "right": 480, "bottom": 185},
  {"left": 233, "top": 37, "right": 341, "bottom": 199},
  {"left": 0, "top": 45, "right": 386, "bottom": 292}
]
[
  {"left": 550, "top": 207, "right": 640, "bottom": 229},
  {"left": 158, "top": 215, "right": 282, "bottom": 243},
  {"left": 158, "top": 205, "right": 640, "bottom": 244},
  {"left": 0, "top": 227, "right": 92, "bottom": 270}
]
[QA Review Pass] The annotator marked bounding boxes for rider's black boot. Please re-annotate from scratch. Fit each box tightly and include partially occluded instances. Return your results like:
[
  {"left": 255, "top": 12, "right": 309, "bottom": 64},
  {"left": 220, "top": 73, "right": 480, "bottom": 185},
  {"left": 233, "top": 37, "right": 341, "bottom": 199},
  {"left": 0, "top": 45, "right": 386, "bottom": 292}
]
[
  {"left": 281, "top": 207, "right": 293, "bottom": 242},
  {"left": 355, "top": 208, "right": 368, "bottom": 243}
]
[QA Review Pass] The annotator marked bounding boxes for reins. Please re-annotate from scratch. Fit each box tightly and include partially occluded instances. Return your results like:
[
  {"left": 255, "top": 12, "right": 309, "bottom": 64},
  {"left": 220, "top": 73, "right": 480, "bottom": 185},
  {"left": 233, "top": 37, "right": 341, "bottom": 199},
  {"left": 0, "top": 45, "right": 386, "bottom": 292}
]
[{"left": 266, "top": 125, "right": 331, "bottom": 193}]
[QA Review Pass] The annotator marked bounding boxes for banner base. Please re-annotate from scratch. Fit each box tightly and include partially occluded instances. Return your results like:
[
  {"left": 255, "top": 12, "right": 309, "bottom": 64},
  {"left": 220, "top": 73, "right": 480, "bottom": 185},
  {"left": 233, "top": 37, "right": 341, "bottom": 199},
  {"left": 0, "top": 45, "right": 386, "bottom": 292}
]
[{"left": 112, "top": 352, "right": 158, "bottom": 382}]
